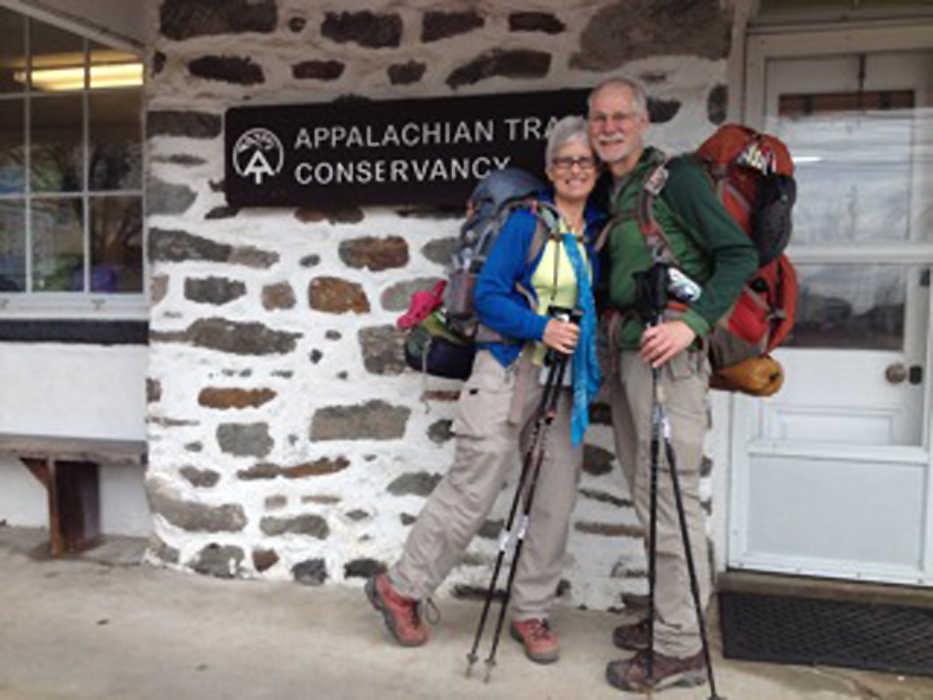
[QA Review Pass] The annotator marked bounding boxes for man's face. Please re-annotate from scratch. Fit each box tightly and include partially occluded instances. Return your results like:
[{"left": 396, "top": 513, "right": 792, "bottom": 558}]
[{"left": 587, "top": 84, "right": 649, "bottom": 174}]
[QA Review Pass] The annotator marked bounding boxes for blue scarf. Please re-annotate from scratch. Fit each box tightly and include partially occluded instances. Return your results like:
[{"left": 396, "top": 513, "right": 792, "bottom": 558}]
[{"left": 562, "top": 232, "right": 601, "bottom": 446}]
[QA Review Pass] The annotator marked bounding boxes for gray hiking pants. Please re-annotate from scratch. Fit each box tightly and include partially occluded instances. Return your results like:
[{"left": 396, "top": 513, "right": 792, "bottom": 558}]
[
  {"left": 607, "top": 348, "right": 712, "bottom": 658},
  {"left": 390, "top": 349, "right": 582, "bottom": 621}
]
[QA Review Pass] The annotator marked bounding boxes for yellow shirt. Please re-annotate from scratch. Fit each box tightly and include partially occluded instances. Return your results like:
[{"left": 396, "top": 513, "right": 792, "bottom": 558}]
[{"left": 530, "top": 219, "right": 590, "bottom": 366}]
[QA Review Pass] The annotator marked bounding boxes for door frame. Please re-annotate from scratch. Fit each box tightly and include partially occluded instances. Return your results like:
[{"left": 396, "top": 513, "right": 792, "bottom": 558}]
[{"left": 722, "top": 20, "right": 933, "bottom": 585}]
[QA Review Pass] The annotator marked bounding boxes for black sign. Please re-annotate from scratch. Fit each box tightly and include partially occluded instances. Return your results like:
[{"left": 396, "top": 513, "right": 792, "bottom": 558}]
[{"left": 224, "top": 88, "right": 589, "bottom": 208}]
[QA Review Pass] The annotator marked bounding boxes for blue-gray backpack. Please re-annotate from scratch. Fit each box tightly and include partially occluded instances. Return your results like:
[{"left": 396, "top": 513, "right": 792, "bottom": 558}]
[
  {"left": 443, "top": 167, "right": 559, "bottom": 340},
  {"left": 402, "top": 167, "right": 559, "bottom": 379}
]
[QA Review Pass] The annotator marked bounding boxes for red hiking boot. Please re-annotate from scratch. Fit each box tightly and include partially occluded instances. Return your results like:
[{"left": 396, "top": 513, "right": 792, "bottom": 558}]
[
  {"left": 365, "top": 573, "right": 428, "bottom": 647},
  {"left": 509, "top": 618, "right": 560, "bottom": 664}
]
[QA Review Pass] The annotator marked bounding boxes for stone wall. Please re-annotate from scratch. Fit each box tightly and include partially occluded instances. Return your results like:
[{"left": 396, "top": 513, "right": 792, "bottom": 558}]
[{"left": 144, "top": 0, "right": 733, "bottom": 609}]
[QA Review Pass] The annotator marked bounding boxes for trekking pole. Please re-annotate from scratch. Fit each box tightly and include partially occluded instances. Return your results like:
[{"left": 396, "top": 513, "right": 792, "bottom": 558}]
[
  {"left": 658, "top": 406, "right": 724, "bottom": 700},
  {"left": 637, "top": 262, "right": 723, "bottom": 699},
  {"left": 464, "top": 350, "right": 564, "bottom": 679},
  {"left": 482, "top": 349, "right": 570, "bottom": 682},
  {"left": 632, "top": 262, "right": 671, "bottom": 686},
  {"left": 646, "top": 322, "right": 662, "bottom": 683}
]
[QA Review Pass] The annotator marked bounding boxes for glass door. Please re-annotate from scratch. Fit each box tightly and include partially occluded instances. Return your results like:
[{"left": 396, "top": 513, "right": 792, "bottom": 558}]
[{"left": 730, "top": 42, "right": 933, "bottom": 585}]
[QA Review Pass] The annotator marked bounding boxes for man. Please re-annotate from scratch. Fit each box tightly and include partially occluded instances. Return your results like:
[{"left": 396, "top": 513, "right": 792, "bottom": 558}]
[{"left": 587, "top": 78, "right": 757, "bottom": 692}]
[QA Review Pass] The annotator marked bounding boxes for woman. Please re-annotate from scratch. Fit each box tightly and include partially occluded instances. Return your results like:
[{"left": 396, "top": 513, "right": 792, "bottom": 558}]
[{"left": 366, "top": 116, "right": 604, "bottom": 664}]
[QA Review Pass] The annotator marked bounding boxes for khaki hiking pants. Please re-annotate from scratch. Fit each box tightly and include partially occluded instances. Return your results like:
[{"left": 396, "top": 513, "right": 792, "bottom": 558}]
[
  {"left": 607, "top": 347, "right": 712, "bottom": 658},
  {"left": 390, "top": 348, "right": 582, "bottom": 621}
]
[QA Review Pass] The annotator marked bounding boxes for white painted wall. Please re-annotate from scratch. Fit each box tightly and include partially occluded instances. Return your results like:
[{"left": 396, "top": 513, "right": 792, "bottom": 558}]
[
  {"left": 0, "top": 343, "right": 151, "bottom": 536},
  {"left": 142, "top": 0, "right": 734, "bottom": 608}
]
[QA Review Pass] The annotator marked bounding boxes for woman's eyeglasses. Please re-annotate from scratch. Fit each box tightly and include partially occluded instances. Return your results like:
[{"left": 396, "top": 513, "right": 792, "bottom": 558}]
[{"left": 551, "top": 156, "right": 597, "bottom": 172}]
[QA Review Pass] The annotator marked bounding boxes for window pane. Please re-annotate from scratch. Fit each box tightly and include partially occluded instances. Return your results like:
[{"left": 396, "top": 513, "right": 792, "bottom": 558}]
[
  {"left": 0, "top": 100, "right": 24, "bottom": 192},
  {"left": 89, "top": 43, "right": 142, "bottom": 90},
  {"left": 30, "top": 18, "right": 84, "bottom": 93},
  {"left": 31, "top": 94, "right": 83, "bottom": 192},
  {"left": 32, "top": 197, "right": 83, "bottom": 291},
  {"left": 0, "top": 8, "right": 25, "bottom": 94},
  {"left": 90, "top": 196, "right": 142, "bottom": 292},
  {"left": 786, "top": 264, "right": 909, "bottom": 350},
  {"left": 0, "top": 198, "right": 25, "bottom": 291},
  {"left": 89, "top": 91, "right": 142, "bottom": 190},
  {"left": 769, "top": 105, "right": 916, "bottom": 245}
]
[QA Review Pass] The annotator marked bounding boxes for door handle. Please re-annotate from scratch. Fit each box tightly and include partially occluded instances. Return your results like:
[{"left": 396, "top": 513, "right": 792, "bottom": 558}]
[
  {"left": 885, "top": 364, "right": 923, "bottom": 385},
  {"left": 885, "top": 363, "right": 907, "bottom": 384}
]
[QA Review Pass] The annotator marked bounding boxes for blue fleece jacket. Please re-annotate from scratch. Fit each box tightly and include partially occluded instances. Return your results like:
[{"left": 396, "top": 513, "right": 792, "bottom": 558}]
[{"left": 473, "top": 191, "right": 605, "bottom": 367}]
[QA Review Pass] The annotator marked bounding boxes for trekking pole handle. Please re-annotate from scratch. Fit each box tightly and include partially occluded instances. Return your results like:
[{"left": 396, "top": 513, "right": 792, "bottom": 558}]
[
  {"left": 546, "top": 306, "right": 583, "bottom": 354},
  {"left": 542, "top": 306, "right": 582, "bottom": 363},
  {"left": 542, "top": 307, "right": 581, "bottom": 415}
]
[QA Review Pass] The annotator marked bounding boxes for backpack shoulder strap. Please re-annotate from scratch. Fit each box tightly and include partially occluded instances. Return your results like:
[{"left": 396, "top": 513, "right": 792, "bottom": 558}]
[
  {"left": 647, "top": 155, "right": 723, "bottom": 259},
  {"left": 636, "top": 157, "right": 683, "bottom": 265},
  {"left": 498, "top": 199, "right": 564, "bottom": 312},
  {"left": 521, "top": 199, "right": 562, "bottom": 265},
  {"left": 593, "top": 216, "right": 616, "bottom": 253},
  {"left": 594, "top": 156, "right": 672, "bottom": 255}
]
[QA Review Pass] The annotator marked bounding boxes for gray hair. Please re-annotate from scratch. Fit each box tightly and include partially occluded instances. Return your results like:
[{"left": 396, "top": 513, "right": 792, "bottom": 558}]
[
  {"left": 587, "top": 77, "right": 649, "bottom": 118},
  {"left": 545, "top": 115, "right": 590, "bottom": 165}
]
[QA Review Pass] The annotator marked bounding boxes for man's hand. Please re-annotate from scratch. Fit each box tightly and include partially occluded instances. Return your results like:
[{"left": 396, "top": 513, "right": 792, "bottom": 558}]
[
  {"left": 640, "top": 320, "right": 696, "bottom": 368},
  {"left": 543, "top": 319, "right": 580, "bottom": 355}
]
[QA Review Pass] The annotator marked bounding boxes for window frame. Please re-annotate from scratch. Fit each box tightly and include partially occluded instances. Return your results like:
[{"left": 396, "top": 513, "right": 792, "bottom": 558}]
[{"left": 0, "top": 2, "right": 146, "bottom": 321}]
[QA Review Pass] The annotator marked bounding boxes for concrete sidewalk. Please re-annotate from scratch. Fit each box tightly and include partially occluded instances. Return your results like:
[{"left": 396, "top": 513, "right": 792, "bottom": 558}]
[{"left": 1, "top": 527, "right": 930, "bottom": 700}]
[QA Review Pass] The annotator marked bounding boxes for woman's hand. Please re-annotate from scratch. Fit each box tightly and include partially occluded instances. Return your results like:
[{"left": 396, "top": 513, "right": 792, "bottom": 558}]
[
  {"left": 543, "top": 319, "right": 580, "bottom": 355},
  {"left": 640, "top": 320, "right": 696, "bottom": 368}
]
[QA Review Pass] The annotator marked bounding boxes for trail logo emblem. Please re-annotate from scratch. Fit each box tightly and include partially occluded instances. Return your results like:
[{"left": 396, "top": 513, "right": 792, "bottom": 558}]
[{"left": 233, "top": 128, "right": 284, "bottom": 184}]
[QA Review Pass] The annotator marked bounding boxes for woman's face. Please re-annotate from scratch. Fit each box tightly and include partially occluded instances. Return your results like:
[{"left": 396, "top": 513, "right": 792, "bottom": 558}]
[{"left": 546, "top": 137, "right": 599, "bottom": 204}]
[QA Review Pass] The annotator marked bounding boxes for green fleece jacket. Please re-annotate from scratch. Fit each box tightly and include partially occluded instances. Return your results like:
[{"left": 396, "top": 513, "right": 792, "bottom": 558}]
[{"left": 603, "top": 147, "right": 758, "bottom": 349}]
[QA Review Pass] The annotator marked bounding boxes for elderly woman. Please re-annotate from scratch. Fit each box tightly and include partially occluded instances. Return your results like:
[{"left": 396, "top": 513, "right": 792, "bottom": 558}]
[{"left": 366, "top": 116, "right": 604, "bottom": 664}]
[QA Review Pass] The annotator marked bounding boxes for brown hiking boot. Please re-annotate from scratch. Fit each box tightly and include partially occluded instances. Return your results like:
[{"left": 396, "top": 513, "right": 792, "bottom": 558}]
[
  {"left": 605, "top": 648, "right": 706, "bottom": 693},
  {"left": 612, "top": 617, "right": 651, "bottom": 650},
  {"left": 509, "top": 618, "right": 560, "bottom": 664},
  {"left": 364, "top": 573, "right": 428, "bottom": 647}
]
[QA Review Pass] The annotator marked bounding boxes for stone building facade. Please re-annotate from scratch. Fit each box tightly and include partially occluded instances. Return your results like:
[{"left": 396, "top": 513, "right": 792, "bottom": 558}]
[{"left": 142, "top": 0, "right": 735, "bottom": 609}]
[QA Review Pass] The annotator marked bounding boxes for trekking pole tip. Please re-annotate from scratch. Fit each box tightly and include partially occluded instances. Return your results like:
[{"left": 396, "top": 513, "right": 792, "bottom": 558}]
[
  {"left": 483, "top": 659, "right": 496, "bottom": 683},
  {"left": 465, "top": 653, "right": 477, "bottom": 678}
]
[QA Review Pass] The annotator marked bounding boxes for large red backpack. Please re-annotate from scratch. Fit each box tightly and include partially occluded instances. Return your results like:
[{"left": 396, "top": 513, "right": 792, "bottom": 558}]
[{"left": 643, "top": 124, "right": 799, "bottom": 396}]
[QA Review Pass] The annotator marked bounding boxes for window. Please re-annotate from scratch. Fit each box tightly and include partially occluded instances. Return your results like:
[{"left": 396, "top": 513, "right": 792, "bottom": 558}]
[{"left": 0, "top": 6, "right": 144, "bottom": 319}]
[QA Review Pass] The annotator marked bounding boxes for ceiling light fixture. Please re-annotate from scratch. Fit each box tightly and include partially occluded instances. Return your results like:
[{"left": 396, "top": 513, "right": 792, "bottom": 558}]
[{"left": 13, "top": 62, "right": 142, "bottom": 91}]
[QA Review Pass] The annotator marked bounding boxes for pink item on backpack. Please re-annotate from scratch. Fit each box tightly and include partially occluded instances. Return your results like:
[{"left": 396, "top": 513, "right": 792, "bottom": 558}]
[{"left": 396, "top": 280, "right": 446, "bottom": 329}]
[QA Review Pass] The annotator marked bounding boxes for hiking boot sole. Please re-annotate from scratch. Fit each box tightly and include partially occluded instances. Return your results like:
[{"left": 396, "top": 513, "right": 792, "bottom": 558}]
[
  {"left": 605, "top": 662, "right": 707, "bottom": 693},
  {"left": 364, "top": 576, "right": 427, "bottom": 648},
  {"left": 509, "top": 625, "right": 559, "bottom": 664},
  {"left": 649, "top": 668, "right": 706, "bottom": 692}
]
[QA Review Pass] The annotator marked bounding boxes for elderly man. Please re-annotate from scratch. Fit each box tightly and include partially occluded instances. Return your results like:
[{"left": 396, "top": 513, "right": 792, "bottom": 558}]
[{"left": 588, "top": 77, "right": 757, "bottom": 693}]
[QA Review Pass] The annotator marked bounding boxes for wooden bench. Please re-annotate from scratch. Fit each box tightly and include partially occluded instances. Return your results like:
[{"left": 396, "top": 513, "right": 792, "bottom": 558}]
[{"left": 0, "top": 433, "right": 147, "bottom": 556}]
